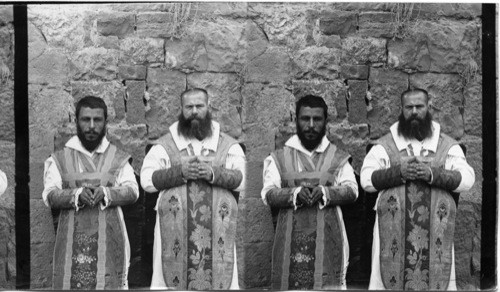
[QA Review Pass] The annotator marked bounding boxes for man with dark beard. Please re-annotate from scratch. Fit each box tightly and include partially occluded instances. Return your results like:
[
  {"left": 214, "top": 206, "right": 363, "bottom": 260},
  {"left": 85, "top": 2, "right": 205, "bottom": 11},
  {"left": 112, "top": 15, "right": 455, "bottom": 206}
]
[
  {"left": 360, "top": 88, "right": 475, "bottom": 290},
  {"left": 42, "top": 95, "right": 139, "bottom": 289},
  {"left": 261, "top": 94, "right": 358, "bottom": 289},
  {"left": 140, "top": 88, "right": 245, "bottom": 290}
]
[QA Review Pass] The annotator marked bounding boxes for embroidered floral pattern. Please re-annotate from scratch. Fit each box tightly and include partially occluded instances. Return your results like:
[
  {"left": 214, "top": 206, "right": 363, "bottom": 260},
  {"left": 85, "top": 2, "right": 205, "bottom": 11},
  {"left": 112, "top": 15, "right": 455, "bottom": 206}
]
[
  {"left": 187, "top": 182, "right": 212, "bottom": 290},
  {"left": 173, "top": 238, "right": 181, "bottom": 258},
  {"left": 387, "top": 195, "right": 399, "bottom": 218},
  {"left": 404, "top": 182, "right": 430, "bottom": 290},
  {"left": 168, "top": 195, "right": 180, "bottom": 218},
  {"left": 71, "top": 232, "right": 98, "bottom": 289},
  {"left": 289, "top": 224, "right": 316, "bottom": 289},
  {"left": 218, "top": 201, "right": 229, "bottom": 221}
]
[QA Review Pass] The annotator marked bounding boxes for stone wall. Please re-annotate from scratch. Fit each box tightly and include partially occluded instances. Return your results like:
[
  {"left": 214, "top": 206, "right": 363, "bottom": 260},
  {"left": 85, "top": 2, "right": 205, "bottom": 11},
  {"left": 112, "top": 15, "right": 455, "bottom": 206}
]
[
  {"left": 0, "top": 5, "right": 16, "bottom": 290},
  {"left": 27, "top": 3, "right": 483, "bottom": 289}
]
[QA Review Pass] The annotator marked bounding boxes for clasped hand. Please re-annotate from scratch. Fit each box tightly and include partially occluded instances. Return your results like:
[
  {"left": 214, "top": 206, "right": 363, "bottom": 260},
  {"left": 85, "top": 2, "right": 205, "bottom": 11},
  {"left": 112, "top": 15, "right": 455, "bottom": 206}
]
[
  {"left": 79, "top": 186, "right": 105, "bottom": 208},
  {"left": 297, "top": 186, "right": 323, "bottom": 207},
  {"left": 400, "top": 156, "right": 432, "bottom": 182},
  {"left": 181, "top": 156, "right": 213, "bottom": 181}
]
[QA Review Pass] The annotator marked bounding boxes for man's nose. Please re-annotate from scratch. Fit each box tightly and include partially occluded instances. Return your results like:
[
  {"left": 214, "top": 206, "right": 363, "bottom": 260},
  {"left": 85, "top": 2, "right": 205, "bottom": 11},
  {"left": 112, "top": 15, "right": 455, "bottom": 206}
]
[
  {"left": 412, "top": 107, "right": 418, "bottom": 115},
  {"left": 309, "top": 118, "right": 314, "bottom": 127},
  {"left": 90, "top": 119, "right": 95, "bottom": 129},
  {"left": 192, "top": 107, "right": 198, "bottom": 114}
]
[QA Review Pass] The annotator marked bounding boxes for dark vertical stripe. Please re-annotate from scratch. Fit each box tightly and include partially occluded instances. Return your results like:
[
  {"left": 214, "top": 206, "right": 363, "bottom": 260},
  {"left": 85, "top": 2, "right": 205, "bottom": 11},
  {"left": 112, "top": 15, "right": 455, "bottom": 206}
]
[
  {"left": 14, "top": 4, "right": 29, "bottom": 289},
  {"left": 481, "top": 3, "right": 496, "bottom": 290}
]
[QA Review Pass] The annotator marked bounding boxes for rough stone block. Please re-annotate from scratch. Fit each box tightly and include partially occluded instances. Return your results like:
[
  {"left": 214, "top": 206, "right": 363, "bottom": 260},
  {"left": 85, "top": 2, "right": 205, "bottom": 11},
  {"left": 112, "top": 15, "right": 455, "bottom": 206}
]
[
  {"left": 29, "top": 85, "right": 74, "bottom": 139},
  {"left": 410, "top": 73, "right": 464, "bottom": 139},
  {"left": 342, "top": 37, "right": 387, "bottom": 65},
  {"left": 28, "top": 5, "right": 91, "bottom": 53},
  {"left": 319, "top": 11, "right": 357, "bottom": 36},
  {"left": 0, "top": 26, "right": 13, "bottom": 73},
  {"left": 292, "top": 46, "right": 341, "bottom": 80},
  {"left": 187, "top": 73, "right": 243, "bottom": 139},
  {"left": 119, "top": 65, "right": 147, "bottom": 80},
  {"left": 242, "top": 124, "right": 276, "bottom": 164},
  {"left": 194, "top": 2, "right": 248, "bottom": 18},
  {"left": 463, "top": 76, "right": 482, "bottom": 137},
  {"left": 92, "top": 35, "right": 120, "bottom": 50},
  {"left": 248, "top": 3, "right": 315, "bottom": 49},
  {"left": 28, "top": 22, "right": 48, "bottom": 61},
  {"left": 0, "top": 6, "right": 13, "bottom": 25},
  {"left": 245, "top": 161, "right": 264, "bottom": 199},
  {"left": 367, "top": 68, "right": 408, "bottom": 138},
  {"left": 145, "top": 68, "right": 186, "bottom": 139},
  {"left": 28, "top": 48, "right": 70, "bottom": 85},
  {"left": 331, "top": 2, "right": 391, "bottom": 11},
  {"left": 327, "top": 126, "right": 368, "bottom": 172},
  {"left": 202, "top": 19, "right": 247, "bottom": 72},
  {"left": 30, "top": 199, "right": 56, "bottom": 288},
  {"left": 71, "top": 80, "right": 126, "bottom": 122},
  {"left": 459, "top": 137, "right": 482, "bottom": 204},
  {"left": 136, "top": 12, "right": 176, "bottom": 38},
  {"left": 341, "top": 65, "right": 369, "bottom": 80},
  {"left": 413, "top": 3, "right": 482, "bottom": 20},
  {"left": 244, "top": 19, "right": 269, "bottom": 62},
  {"left": 96, "top": 12, "right": 135, "bottom": 38},
  {"left": 454, "top": 201, "right": 481, "bottom": 290},
  {"left": 243, "top": 241, "right": 273, "bottom": 288},
  {"left": 315, "top": 34, "right": 342, "bottom": 50},
  {"left": 388, "top": 38, "right": 431, "bottom": 71},
  {"left": 0, "top": 80, "right": 14, "bottom": 142},
  {"left": 240, "top": 198, "right": 274, "bottom": 243},
  {"left": 70, "top": 47, "right": 120, "bottom": 81},
  {"left": 125, "top": 80, "right": 146, "bottom": 125},
  {"left": 347, "top": 80, "right": 368, "bottom": 124},
  {"left": 291, "top": 79, "right": 347, "bottom": 122},
  {"left": 244, "top": 47, "right": 294, "bottom": 84},
  {"left": 107, "top": 123, "right": 148, "bottom": 172},
  {"left": 120, "top": 37, "right": 164, "bottom": 65},
  {"left": 164, "top": 36, "right": 208, "bottom": 71},
  {"left": 358, "top": 11, "right": 393, "bottom": 38}
]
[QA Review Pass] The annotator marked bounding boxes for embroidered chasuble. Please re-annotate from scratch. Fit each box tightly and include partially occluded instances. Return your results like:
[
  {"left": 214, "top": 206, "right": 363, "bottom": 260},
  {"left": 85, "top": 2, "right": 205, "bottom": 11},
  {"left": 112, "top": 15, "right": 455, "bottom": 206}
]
[
  {"left": 376, "top": 133, "right": 458, "bottom": 290},
  {"left": 270, "top": 144, "right": 350, "bottom": 290},
  {"left": 51, "top": 144, "right": 131, "bottom": 289},
  {"left": 154, "top": 132, "right": 238, "bottom": 290}
]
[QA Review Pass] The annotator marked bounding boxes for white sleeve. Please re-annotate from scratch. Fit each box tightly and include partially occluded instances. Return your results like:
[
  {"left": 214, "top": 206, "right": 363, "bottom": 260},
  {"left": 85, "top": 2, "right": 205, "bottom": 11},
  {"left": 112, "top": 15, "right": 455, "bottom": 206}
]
[
  {"left": 445, "top": 144, "right": 475, "bottom": 193},
  {"left": 116, "top": 162, "right": 140, "bottom": 197},
  {"left": 225, "top": 144, "right": 246, "bottom": 192},
  {"left": 261, "top": 155, "right": 281, "bottom": 205},
  {"left": 0, "top": 169, "right": 6, "bottom": 196},
  {"left": 140, "top": 145, "right": 171, "bottom": 193},
  {"left": 360, "top": 144, "right": 391, "bottom": 193},
  {"left": 337, "top": 161, "right": 358, "bottom": 198},
  {"left": 42, "top": 156, "right": 63, "bottom": 207}
]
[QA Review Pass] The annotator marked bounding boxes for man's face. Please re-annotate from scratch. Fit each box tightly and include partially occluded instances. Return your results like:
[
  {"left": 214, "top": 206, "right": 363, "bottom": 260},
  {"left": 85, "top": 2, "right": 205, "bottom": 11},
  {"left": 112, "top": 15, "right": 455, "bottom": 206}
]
[
  {"left": 178, "top": 91, "right": 212, "bottom": 140},
  {"left": 398, "top": 91, "right": 433, "bottom": 141},
  {"left": 297, "top": 106, "right": 326, "bottom": 151},
  {"left": 77, "top": 107, "right": 106, "bottom": 151},
  {"left": 402, "top": 91, "right": 429, "bottom": 123},
  {"left": 182, "top": 91, "right": 209, "bottom": 121}
]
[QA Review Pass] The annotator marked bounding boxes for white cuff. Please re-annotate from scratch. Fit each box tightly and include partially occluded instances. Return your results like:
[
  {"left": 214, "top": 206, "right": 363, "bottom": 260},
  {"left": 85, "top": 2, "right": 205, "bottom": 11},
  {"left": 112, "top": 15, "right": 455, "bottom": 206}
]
[
  {"left": 74, "top": 187, "right": 84, "bottom": 212},
  {"left": 292, "top": 187, "right": 302, "bottom": 210},
  {"left": 318, "top": 185, "right": 327, "bottom": 210},
  {"left": 101, "top": 186, "right": 110, "bottom": 210}
]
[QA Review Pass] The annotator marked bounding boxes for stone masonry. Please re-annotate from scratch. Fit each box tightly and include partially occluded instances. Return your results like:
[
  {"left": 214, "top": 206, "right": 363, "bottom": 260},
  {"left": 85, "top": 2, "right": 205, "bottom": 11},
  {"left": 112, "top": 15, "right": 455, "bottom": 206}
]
[
  {"left": 0, "top": 5, "right": 16, "bottom": 289},
  {"left": 26, "top": 3, "right": 483, "bottom": 290}
]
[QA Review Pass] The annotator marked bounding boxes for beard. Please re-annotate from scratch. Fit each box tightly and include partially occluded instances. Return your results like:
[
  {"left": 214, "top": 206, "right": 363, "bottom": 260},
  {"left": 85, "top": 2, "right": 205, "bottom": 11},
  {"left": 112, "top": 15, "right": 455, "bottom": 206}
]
[
  {"left": 178, "top": 111, "right": 213, "bottom": 141},
  {"left": 397, "top": 111, "right": 433, "bottom": 141},
  {"left": 297, "top": 122, "right": 326, "bottom": 151},
  {"left": 77, "top": 124, "right": 106, "bottom": 152}
]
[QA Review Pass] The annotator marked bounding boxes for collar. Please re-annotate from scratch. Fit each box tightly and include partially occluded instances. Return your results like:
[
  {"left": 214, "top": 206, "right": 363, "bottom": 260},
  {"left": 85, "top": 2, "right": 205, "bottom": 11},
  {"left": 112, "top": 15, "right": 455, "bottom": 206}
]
[
  {"left": 390, "top": 121, "right": 440, "bottom": 153},
  {"left": 66, "top": 135, "right": 110, "bottom": 157},
  {"left": 169, "top": 121, "right": 220, "bottom": 152},
  {"left": 285, "top": 134, "right": 330, "bottom": 156}
]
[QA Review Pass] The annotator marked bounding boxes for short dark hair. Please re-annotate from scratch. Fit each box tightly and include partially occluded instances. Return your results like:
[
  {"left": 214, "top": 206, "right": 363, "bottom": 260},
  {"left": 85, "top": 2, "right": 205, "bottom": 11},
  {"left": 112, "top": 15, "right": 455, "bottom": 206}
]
[
  {"left": 180, "top": 88, "right": 209, "bottom": 105},
  {"left": 75, "top": 95, "right": 108, "bottom": 120},
  {"left": 296, "top": 94, "right": 328, "bottom": 120},
  {"left": 401, "top": 88, "right": 429, "bottom": 103}
]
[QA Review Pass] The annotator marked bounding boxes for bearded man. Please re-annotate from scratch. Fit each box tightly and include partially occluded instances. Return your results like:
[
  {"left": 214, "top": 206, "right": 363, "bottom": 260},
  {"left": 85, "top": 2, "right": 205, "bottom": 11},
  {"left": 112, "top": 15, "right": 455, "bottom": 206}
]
[
  {"left": 261, "top": 94, "right": 358, "bottom": 290},
  {"left": 140, "top": 88, "right": 245, "bottom": 290},
  {"left": 360, "top": 88, "right": 475, "bottom": 290},
  {"left": 42, "top": 95, "right": 139, "bottom": 289}
]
